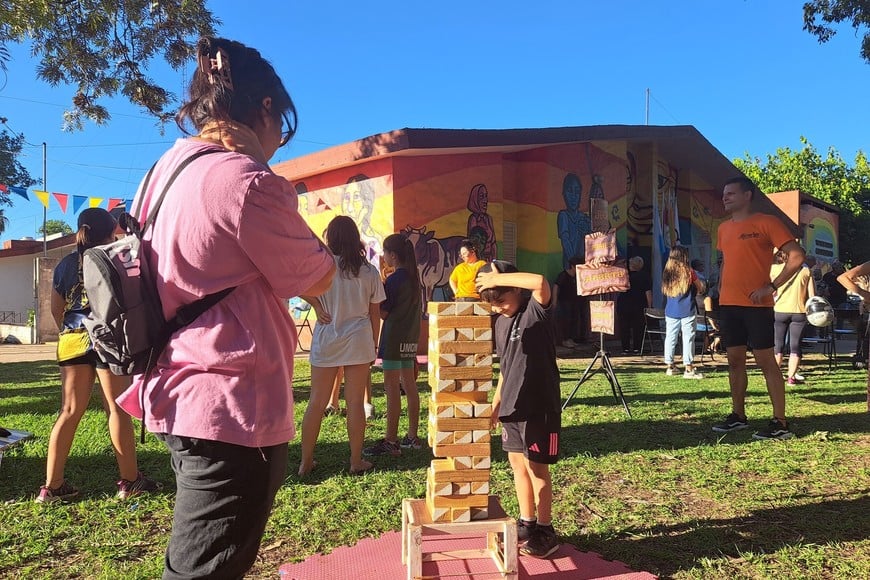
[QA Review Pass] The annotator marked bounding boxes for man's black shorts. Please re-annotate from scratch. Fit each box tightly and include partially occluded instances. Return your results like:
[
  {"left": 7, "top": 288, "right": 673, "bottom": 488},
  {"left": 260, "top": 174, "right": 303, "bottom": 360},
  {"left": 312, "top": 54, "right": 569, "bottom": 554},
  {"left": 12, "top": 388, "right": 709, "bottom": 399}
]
[
  {"left": 501, "top": 413, "right": 560, "bottom": 464},
  {"left": 719, "top": 305, "right": 775, "bottom": 350}
]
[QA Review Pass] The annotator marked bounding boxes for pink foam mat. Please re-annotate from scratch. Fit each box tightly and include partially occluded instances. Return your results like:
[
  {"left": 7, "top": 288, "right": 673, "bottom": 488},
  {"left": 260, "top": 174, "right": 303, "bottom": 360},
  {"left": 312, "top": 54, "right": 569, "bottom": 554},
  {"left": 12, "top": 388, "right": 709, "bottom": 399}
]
[{"left": 279, "top": 531, "right": 656, "bottom": 579}]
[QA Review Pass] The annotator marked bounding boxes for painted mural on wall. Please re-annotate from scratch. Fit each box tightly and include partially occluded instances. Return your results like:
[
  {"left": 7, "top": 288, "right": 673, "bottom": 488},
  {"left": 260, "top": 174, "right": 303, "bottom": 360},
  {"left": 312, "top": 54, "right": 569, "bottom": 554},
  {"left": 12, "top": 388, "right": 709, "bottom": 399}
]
[
  {"left": 466, "top": 183, "right": 497, "bottom": 261},
  {"left": 293, "top": 173, "right": 392, "bottom": 272},
  {"left": 400, "top": 225, "right": 465, "bottom": 305},
  {"left": 556, "top": 173, "right": 592, "bottom": 268}
]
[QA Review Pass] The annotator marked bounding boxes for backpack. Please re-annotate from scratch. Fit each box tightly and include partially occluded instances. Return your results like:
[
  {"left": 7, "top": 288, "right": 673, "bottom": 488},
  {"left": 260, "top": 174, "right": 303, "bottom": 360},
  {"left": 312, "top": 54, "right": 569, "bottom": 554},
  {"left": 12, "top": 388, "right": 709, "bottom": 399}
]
[{"left": 82, "top": 149, "right": 234, "bottom": 376}]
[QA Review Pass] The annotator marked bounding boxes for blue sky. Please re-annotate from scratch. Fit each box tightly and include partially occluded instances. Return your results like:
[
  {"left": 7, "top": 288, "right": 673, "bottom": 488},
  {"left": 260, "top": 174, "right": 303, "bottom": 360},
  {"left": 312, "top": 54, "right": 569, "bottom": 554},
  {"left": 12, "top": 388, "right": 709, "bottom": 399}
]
[{"left": 1, "top": 0, "right": 868, "bottom": 241}]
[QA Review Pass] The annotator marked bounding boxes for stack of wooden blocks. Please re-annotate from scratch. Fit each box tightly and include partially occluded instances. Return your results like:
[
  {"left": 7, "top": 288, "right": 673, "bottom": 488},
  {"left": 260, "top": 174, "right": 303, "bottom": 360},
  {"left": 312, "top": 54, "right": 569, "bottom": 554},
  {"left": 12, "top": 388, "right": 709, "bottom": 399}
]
[{"left": 426, "top": 301, "right": 493, "bottom": 523}]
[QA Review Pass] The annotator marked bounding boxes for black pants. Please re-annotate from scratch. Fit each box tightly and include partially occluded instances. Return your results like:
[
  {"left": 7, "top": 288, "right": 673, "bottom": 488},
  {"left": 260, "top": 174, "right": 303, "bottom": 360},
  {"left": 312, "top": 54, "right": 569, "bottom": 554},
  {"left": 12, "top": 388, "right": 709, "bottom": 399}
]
[
  {"left": 618, "top": 307, "right": 645, "bottom": 351},
  {"left": 159, "top": 434, "right": 288, "bottom": 580}
]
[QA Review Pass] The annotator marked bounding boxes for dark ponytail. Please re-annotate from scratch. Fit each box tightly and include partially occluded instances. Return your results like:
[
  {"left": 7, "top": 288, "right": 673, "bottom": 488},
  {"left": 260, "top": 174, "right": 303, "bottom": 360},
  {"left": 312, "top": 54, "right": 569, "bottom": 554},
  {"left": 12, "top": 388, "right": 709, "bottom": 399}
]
[
  {"left": 176, "top": 37, "right": 297, "bottom": 139},
  {"left": 383, "top": 233, "right": 421, "bottom": 300}
]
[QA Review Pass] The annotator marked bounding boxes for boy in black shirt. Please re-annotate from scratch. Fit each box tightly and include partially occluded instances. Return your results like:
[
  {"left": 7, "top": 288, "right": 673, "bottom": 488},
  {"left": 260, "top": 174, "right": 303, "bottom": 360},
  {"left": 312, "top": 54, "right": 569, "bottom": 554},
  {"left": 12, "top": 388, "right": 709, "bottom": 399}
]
[{"left": 476, "top": 261, "right": 561, "bottom": 559}]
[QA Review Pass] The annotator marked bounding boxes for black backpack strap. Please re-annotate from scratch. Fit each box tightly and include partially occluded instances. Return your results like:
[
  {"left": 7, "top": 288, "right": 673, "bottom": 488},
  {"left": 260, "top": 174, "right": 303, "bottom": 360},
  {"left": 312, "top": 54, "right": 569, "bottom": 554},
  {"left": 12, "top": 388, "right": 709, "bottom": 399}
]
[
  {"left": 141, "top": 148, "right": 222, "bottom": 236},
  {"left": 165, "top": 286, "right": 236, "bottom": 338}
]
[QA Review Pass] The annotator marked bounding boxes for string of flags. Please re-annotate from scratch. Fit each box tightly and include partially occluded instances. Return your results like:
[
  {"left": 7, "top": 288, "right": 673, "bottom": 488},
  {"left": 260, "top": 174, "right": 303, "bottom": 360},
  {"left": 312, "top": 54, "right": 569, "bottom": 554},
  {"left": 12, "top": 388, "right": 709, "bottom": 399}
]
[{"left": 0, "top": 183, "right": 132, "bottom": 214}]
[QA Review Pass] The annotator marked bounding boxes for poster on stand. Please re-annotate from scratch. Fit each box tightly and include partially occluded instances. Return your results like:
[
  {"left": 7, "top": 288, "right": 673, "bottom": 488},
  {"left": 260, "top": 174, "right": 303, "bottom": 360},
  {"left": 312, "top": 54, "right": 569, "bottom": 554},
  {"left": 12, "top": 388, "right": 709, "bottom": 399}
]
[
  {"left": 576, "top": 260, "right": 629, "bottom": 296},
  {"left": 590, "top": 301, "right": 615, "bottom": 335}
]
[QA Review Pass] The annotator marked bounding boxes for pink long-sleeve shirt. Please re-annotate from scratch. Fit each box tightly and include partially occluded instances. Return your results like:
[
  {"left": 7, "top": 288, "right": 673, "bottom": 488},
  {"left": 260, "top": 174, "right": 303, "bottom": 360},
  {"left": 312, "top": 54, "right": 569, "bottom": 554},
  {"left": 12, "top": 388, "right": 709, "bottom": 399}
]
[{"left": 117, "top": 139, "right": 333, "bottom": 448}]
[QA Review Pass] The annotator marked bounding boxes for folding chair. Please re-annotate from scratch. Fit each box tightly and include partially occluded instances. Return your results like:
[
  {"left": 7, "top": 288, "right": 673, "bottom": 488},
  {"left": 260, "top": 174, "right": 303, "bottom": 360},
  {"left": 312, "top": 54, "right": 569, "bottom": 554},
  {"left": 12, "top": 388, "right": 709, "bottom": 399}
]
[
  {"left": 640, "top": 308, "right": 667, "bottom": 355},
  {"left": 801, "top": 320, "right": 836, "bottom": 371},
  {"left": 696, "top": 312, "right": 721, "bottom": 362},
  {"left": 289, "top": 299, "right": 314, "bottom": 353}
]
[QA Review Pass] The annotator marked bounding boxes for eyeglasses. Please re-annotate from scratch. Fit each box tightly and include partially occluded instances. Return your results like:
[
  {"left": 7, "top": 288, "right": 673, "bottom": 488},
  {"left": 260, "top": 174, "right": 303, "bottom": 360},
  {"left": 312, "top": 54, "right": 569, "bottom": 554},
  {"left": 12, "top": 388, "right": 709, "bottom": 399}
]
[{"left": 279, "top": 111, "right": 295, "bottom": 147}]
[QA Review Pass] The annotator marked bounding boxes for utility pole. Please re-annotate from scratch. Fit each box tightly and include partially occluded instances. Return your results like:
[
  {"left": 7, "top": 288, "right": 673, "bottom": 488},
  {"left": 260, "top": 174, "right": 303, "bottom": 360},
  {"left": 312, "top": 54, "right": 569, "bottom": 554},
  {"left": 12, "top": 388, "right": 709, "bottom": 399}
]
[
  {"left": 42, "top": 142, "right": 47, "bottom": 256},
  {"left": 645, "top": 88, "right": 650, "bottom": 125}
]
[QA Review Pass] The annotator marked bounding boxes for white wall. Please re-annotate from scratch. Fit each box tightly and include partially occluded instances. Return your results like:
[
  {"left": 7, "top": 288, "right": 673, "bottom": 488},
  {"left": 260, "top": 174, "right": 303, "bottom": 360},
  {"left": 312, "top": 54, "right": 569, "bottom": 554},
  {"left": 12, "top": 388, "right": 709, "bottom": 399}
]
[{"left": 0, "top": 245, "right": 73, "bottom": 324}]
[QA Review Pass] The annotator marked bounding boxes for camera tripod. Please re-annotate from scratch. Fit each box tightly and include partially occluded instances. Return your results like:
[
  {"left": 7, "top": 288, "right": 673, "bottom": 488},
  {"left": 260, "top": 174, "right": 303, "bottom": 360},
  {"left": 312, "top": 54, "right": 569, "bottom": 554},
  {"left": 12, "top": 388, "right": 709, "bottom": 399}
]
[{"left": 561, "top": 330, "right": 631, "bottom": 416}]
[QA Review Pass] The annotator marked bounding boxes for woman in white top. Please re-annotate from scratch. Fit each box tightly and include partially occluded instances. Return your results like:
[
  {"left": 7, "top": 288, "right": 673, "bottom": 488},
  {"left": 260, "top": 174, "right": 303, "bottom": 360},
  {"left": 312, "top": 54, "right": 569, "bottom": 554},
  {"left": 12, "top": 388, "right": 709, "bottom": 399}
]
[{"left": 299, "top": 215, "right": 385, "bottom": 475}]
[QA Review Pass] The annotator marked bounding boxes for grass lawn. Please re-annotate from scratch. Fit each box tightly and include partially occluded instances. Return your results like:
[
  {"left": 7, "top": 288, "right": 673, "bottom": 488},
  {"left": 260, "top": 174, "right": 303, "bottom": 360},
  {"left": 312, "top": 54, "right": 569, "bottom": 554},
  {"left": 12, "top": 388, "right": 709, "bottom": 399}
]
[{"left": 1, "top": 348, "right": 868, "bottom": 579}]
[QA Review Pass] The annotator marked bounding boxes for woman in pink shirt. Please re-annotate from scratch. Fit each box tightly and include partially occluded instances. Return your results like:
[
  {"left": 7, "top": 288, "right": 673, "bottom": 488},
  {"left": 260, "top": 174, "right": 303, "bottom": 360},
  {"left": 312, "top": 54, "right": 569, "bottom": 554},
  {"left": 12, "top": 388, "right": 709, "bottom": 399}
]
[{"left": 116, "top": 37, "right": 335, "bottom": 578}]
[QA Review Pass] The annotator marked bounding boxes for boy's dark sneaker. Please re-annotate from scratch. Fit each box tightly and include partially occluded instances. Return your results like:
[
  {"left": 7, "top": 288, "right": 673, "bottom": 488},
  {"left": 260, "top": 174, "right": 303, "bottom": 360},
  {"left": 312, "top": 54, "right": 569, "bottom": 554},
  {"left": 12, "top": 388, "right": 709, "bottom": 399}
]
[
  {"left": 752, "top": 419, "right": 794, "bottom": 441},
  {"left": 399, "top": 435, "right": 423, "bottom": 449},
  {"left": 520, "top": 524, "right": 559, "bottom": 559},
  {"left": 363, "top": 438, "right": 401, "bottom": 456},
  {"left": 36, "top": 481, "right": 79, "bottom": 503},
  {"left": 517, "top": 518, "right": 537, "bottom": 544},
  {"left": 117, "top": 472, "right": 162, "bottom": 500},
  {"left": 711, "top": 412, "right": 749, "bottom": 433}
]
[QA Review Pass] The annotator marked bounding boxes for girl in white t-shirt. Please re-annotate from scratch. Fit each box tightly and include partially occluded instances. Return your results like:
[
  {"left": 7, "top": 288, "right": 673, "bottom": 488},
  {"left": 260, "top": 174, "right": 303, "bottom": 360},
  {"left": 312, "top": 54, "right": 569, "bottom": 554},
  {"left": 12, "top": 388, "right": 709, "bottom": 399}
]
[{"left": 299, "top": 216, "right": 385, "bottom": 476}]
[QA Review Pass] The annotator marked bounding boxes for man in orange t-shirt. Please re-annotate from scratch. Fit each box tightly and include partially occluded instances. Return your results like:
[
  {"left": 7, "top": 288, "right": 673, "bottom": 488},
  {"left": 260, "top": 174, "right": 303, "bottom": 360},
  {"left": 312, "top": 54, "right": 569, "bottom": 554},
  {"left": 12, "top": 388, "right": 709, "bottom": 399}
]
[{"left": 713, "top": 177, "right": 805, "bottom": 440}]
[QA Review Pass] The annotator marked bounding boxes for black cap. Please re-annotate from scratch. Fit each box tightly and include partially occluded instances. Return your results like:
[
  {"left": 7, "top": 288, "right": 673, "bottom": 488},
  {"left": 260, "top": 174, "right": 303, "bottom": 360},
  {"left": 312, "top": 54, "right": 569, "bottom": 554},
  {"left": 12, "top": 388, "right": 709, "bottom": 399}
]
[{"left": 77, "top": 208, "right": 117, "bottom": 242}]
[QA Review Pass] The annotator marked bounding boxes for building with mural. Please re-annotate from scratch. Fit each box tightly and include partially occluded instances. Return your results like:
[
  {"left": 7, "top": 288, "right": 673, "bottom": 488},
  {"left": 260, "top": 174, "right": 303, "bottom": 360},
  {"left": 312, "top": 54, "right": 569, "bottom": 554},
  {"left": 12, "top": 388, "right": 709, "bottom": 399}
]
[
  {"left": 0, "top": 124, "right": 808, "bottom": 344},
  {"left": 766, "top": 190, "right": 839, "bottom": 263},
  {"left": 274, "top": 125, "right": 797, "bottom": 307}
]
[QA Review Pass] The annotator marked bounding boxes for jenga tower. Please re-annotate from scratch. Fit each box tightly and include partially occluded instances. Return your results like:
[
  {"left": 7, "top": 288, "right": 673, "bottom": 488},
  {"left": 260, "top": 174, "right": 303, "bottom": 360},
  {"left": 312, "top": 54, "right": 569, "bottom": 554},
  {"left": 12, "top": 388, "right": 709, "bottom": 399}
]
[{"left": 426, "top": 301, "right": 493, "bottom": 522}]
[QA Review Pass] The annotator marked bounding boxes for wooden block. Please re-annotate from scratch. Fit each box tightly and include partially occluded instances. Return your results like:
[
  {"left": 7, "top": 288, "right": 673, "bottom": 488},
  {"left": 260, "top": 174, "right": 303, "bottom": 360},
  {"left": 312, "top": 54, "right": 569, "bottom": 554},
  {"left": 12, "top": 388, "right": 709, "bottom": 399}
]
[
  {"left": 452, "top": 431, "right": 472, "bottom": 445},
  {"left": 429, "top": 459, "right": 490, "bottom": 482},
  {"left": 430, "top": 417, "right": 491, "bottom": 431},
  {"left": 473, "top": 327, "right": 492, "bottom": 341},
  {"left": 453, "top": 402, "right": 473, "bottom": 418},
  {"left": 432, "top": 326, "right": 455, "bottom": 342},
  {"left": 429, "top": 493, "right": 490, "bottom": 508},
  {"left": 431, "top": 430, "right": 454, "bottom": 445},
  {"left": 470, "top": 507, "right": 489, "bottom": 520},
  {"left": 427, "top": 503, "right": 452, "bottom": 522},
  {"left": 453, "top": 482, "right": 471, "bottom": 495},
  {"left": 433, "top": 402, "right": 454, "bottom": 418},
  {"left": 427, "top": 429, "right": 434, "bottom": 448},
  {"left": 428, "top": 302, "right": 456, "bottom": 315},
  {"left": 434, "top": 366, "right": 492, "bottom": 381},
  {"left": 454, "top": 302, "right": 475, "bottom": 316},
  {"left": 474, "top": 354, "right": 493, "bottom": 366},
  {"left": 430, "top": 390, "right": 488, "bottom": 404},
  {"left": 438, "top": 353, "right": 457, "bottom": 367},
  {"left": 470, "top": 481, "right": 489, "bottom": 495},
  {"left": 426, "top": 472, "right": 453, "bottom": 496},
  {"left": 428, "top": 376, "right": 455, "bottom": 392},
  {"left": 472, "top": 430, "right": 490, "bottom": 443},
  {"left": 431, "top": 340, "right": 492, "bottom": 355},
  {"left": 432, "top": 442, "right": 491, "bottom": 458},
  {"left": 430, "top": 315, "right": 492, "bottom": 329},
  {"left": 451, "top": 507, "right": 471, "bottom": 522},
  {"left": 473, "top": 303, "right": 492, "bottom": 316},
  {"left": 456, "top": 380, "right": 476, "bottom": 392},
  {"left": 473, "top": 403, "right": 492, "bottom": 417},
  {"left": 475, "top": 380, "right": 493, "bottom": 391},
  {"left": 456, "top": 327, "right": 474, "bottom": 341},
  {"left": 472, "top": 456, "right": 491, "bottom": 469},
  {"left": 453, "top": 456, "right": 472, "bottom": 469}
]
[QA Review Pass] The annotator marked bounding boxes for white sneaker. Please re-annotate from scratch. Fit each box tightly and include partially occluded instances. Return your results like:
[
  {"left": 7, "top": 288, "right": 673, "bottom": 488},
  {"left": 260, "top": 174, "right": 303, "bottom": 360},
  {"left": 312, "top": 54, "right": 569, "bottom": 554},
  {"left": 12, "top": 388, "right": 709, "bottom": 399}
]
[
  {"left": 792, "top": 373, "right": 805, "bottom": 383},
  {"left": 364, "top": 402, "right": 375, "bottom": 419},
  {"left": 683, "top": 368, "right": 704, "bottom": 379},
  {"left": 665, "top": 366, "right": 676, "bottom": 376}
]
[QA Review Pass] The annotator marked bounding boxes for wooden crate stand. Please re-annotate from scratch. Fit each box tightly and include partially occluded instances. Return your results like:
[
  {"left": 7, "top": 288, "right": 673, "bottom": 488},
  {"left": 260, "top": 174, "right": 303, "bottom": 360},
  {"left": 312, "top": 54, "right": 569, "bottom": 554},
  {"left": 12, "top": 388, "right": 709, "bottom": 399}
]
[{"left": 401, "top": 495, "right": 517, "bottom": 580}]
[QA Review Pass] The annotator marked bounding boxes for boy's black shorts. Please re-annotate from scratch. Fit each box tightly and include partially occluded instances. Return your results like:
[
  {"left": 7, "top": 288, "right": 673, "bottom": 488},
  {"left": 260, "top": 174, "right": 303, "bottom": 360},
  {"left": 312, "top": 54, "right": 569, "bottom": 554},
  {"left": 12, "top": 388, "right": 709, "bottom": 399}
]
[{"left": 501, "top": 412, "right": 560, "bottom": 464}]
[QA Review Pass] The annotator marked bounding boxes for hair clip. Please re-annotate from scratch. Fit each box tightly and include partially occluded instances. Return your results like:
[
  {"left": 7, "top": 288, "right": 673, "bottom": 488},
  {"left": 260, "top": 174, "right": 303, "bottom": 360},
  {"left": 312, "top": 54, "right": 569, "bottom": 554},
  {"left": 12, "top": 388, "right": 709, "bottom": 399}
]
[{"left": 197, "top": 47, "right": 234, "bottom": 92}]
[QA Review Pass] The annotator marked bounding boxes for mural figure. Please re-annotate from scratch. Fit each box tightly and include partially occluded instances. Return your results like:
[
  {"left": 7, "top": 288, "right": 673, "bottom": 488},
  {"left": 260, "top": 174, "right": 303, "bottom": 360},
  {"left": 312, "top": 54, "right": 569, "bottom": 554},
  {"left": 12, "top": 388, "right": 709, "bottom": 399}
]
[
  {"left": 466, "top": 183, "right": 497, "bottom": 261},
  {"left": 625, "top": 151, "right": 653, "bottom": 247},
  {"left": 294, "top": 182, "right": 309, "bottom": 216},
  {"left": 556, "top": 172, "right": 592, "bottom": 268},
  {"left": 401, "top": 225, "right": 465, "bottom": 308},
  {"left": 343, "top": 174, "right": 383, "bottom": 267}
]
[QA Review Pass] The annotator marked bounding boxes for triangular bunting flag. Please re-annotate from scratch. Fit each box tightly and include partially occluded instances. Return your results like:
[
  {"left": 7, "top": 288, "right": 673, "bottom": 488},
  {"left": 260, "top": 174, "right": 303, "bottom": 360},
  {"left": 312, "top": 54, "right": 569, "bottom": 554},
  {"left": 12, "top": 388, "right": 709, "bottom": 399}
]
[
  {"left": 107, "top": 198, "right": 122, "bottom": 212},
  {"left": 89, "top": 197, "right": 104, "bottom": 208},
  {"left": 73, "top": 195, "right": 87, "bottom": 214},
  {"left": 0, "top": 184, "right": 7, "bottom": 193},
  {"left": 125, "top": 199, "right": 134, "bottom": 213},
  {"left": 33, "top": 190, "right": 50, "bottom": 209},
  {"left": 9, "top": 186, "right": 29, "bottom": 200},
  {"left": 53, "top": 192, "right": 69, "bottom": 213}
]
